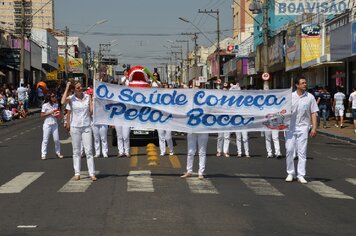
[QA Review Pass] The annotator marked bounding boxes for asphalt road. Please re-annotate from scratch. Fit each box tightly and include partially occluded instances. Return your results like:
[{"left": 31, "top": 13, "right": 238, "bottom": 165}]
[{"left": 0, "top": 114, "right": 356, "bottom": 236}]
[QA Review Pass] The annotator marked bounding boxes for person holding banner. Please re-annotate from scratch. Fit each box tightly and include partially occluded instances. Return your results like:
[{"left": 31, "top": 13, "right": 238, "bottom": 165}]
[
  {"left": 285, "top": 76, "right": 318, "bottom": 184},
  {"left": 265, "top": 130, "right": 282, "bottom": 159},
  {"left": 61, "top": 81, "right": 97, "bottom": 181},
  {"left": 181, "top": 133, "right": 209, "bottom": 180},
  {"left": 217, "top": 83, "right": 231, "bottom": 157}
]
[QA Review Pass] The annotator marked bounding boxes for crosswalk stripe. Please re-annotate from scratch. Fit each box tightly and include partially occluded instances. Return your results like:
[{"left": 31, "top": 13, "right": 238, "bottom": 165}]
[
  {"left": 0, "top": 172, "right": 44, "bottom": 193},
  {"left": 306, "top": 181, "right": 354, "bottom": 200},
  {"left": 345, "top": 178, "right": 356, "bottom": 186},
  {"left": 58, "top": 171, "right": 99, "bottom": 193},
  {"left": 186, "top": 176, "right": 219, "bottom": 194},
  {"left": 237, "top": 173, "right": 284, "bottom": 196},
  {"left": 127, "top": 170, "right": 154, "bottom": 192}
]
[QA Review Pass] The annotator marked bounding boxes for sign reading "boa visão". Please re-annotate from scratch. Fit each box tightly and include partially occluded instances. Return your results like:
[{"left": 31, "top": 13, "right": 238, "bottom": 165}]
[{"left": 93, "top": 81, "right": 292, "bottom": 133}]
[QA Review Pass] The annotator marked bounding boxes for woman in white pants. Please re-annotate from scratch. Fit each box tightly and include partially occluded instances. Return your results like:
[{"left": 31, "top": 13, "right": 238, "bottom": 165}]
[
  {"left": 216, "top": 132, "right": 230, "bottom": 157},
  {"left": 158, "top": 129, "right": 174, "bottom": 156},
  {"left": 41, "top": 92, "right": 63, "bottom": 160},
  {"left": 115, "top": 125, "right": 130, "bottom": 158},
  {"left": 181, "top": 133, "right": 209, "bottom": 179},
  {"left": 235, "top": 131, "right": 250, "bottom": 158},
  {"left": 92, "top": 124, "right": 108, "bottom": 158},
  {"left": 265, "top": 130, "right": 281, "bottom": 158},
  {"left": 62, "top": 81, "right": 96, "bottom": 181}
]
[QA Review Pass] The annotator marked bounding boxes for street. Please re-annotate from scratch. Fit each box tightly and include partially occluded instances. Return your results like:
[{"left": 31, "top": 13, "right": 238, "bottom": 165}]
[{"left": 0, "top": 114, "right": 356, "bottom": 236}]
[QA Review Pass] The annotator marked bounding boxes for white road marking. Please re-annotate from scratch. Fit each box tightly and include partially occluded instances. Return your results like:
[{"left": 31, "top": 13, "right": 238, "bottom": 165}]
[
  {"left": 186, "top": 175, "right": 219, "bottom": 194},
  {"left": 237, "top": 173, "right": 284, "bottom": 196},
  {"left": 17, "top": 225, "right": 37, "bottom": 228},
  {"left": 306, "top": 181, "right": 354, "bottom": 200},
  {"left": 60, "top": 137, "right": 72, "bottom": 144},
  {"left": 345, "top": 178, "right": 356, "bottom": 186},
  {"left": 0, "top": 172, "right": 44, "bottom": 193},
  {"left": 58, "top": 171, "right": 99, "bottom": 193},
  {"left": 5, "top": 138, "right": 11, "bottom": 141},
  {"left": 127, "top": 170, "right": 154, "bottom": 192}
]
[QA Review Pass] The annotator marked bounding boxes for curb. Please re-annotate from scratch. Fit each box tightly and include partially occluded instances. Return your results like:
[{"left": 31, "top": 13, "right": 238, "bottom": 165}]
[{"left": 318, "top": 130, "right": 356, "bottom": 144}]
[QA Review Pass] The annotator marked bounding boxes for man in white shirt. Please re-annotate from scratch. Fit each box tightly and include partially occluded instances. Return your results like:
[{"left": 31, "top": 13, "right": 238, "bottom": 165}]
[
  {"left": 285, "top": 76, "right": 318, "bottom": 184},
  {"left": 349, "top": 87, "right": 356, "bottom": 134},
  {"left": 333, "top": 86, "right": 346, "bottom": 128}
]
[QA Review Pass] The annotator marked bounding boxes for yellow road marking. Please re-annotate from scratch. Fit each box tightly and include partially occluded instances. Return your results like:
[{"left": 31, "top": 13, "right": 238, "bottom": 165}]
[
  {"left": 169, "top": 155, "right": 181, "bottom": 169},
  {"left": 130, "top": 147, "right": 139, "bottom": 167},
  {"left": 146, "top": 143, "right": 159, "bottom": 166}
]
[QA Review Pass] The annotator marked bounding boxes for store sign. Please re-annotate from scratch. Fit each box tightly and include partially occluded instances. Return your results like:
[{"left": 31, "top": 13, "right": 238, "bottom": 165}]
[
  {"left": 275, "top": 0, "right": 348, "bottom": 15},
  {"left": 352, "top": 22, "right": 356, "bottom": 55},
  {"left": 68, "top": 57, "right": 83, "bottom": 73}
]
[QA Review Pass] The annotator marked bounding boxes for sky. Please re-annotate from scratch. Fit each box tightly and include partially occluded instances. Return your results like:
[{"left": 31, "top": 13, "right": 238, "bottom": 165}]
[{"left": 54, "top": 0, "right": 233, "bottom": 70}]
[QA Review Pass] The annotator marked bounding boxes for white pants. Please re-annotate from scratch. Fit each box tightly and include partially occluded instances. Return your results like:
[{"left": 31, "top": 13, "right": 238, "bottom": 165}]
[
  {"left": 115, "top": 126, "right": 130, "bottom": 155},
  {"left": 235, "top": 131, "right": 249, "bottom": 155},
  {"left": 265, "top": 130, "right": 281, "bottom": 156},
  {"left": 217, "top": 132, "right": 230, "bottom": 154},
  {"left": 92, "top": 124, "right": 108, "bottom": 156},
  {"left": 285, "top": 128, "right": 309, "bottom": 178},
  {"left": 186, "top": 133, "right": 209, "bottom": 175},
  {"left": 70, "top": 126, "right": 95, "bottom": 177},
  {"left": 41, "top": 123, "right": 60, "bottom": 156},
  {"left": 158, "top": 129, "right": 173, "bottom": 155}
]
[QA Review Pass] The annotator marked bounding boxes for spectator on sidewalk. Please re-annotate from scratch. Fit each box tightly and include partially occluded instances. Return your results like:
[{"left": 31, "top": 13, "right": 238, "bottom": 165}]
[
  {"left": 317, "top": 87, "right": 331, "bottom": 128},
  {"left": 333, "top": 86, "right": 346, "bottom": 128},
  {"left": 349, "top": 87, "right": 356, "bottom": 134},
  {"left": 17, "top": 83, "right": 28, "bottom": 112}
]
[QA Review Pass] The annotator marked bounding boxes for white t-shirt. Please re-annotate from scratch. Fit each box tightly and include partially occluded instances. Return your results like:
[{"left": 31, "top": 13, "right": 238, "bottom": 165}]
[
  {"left": 68, "top": 94, "right": 91, "bottom": 127},
  {"left": 289, "top": 91, "right": 319, "bottom": 132},
  {"left": 121, "top": 76, "right": 129, "bottom": 86},
  {"left": 17, "top": 86, "right": 28, "bottom": 101},
  {"left": 41, "top": 102, "right": 59, "bottom": 125},
  {"left": 334, "top": 92, "right": 345, "bottom": 109},
  {"left": 349, "top": 91, "right": 356, "bottom": 109}
]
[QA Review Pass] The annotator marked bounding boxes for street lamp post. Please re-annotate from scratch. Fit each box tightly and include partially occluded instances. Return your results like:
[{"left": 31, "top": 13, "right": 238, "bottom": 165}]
[
  {"left": 64, "top": 19, "right": 108, "bottom": 81},
  {"left": 176, "top": 39, "right": 189, "bottom": 84}
]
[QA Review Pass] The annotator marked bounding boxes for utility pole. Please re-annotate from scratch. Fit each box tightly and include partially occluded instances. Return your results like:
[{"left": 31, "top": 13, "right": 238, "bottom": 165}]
[
  {"left": 182, "top": 32, "right": 198, "bottom": 87},
  {"left": 198, "top": 9, "right": 220, "bottom": 82},
  {"left": 19, "top": 0, "right": 25, "bottom": 85},
  {"left": 262, "top": 0, "right": 269, "bottom": 90},
  {"left": 64, "top": 26, "right": 69, "bottom": 80},
  {"left": 176, "top": 39, "right": 189, "bottom": 84}
]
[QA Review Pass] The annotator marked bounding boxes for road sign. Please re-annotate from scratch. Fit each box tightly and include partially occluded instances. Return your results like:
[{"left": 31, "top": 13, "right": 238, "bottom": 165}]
[{"left": 262, "top": 72, "right": 271, "bottom": 81}]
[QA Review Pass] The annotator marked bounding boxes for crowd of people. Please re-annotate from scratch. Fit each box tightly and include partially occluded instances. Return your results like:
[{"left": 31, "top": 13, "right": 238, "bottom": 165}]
[{"left": 3, "top": 68, "right": 355, "bottom": 184}]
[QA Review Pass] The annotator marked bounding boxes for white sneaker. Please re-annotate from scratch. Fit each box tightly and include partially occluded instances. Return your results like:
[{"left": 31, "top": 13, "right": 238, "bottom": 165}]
[
  {"left": 94, "top": 154, "right": 100, "bottom": 158},
  {"left": 245, "top": 153, "right": 250, "bottom": 158},
  {"left": 297, "top": 176, "right": 308, "bottom": 184},
  {"left": 103, "top": 154, "right": 108, "bottom": 158},
  {"left": 56, "top": 153, "right": 64, "bottom": 159},
  {"left": 285, "top": 174, "right": 294, "bottom": 182},
  {"left": 41, "top": 156, "right": 46, "bottom": 160},
  {"left": 169, "top": 152, "right": 174, "bottom": 156},
  {"left": 237, "top": 153, "right": 242, "bottom": 158}
]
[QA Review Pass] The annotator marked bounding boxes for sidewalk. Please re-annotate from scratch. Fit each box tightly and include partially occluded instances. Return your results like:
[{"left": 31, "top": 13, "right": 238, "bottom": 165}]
[{"left": 317, "top": 117, "right": 356, "bottom": 144}]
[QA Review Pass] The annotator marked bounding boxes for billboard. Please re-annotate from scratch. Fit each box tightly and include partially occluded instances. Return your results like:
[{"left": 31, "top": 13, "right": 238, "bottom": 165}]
[
  {"left": 285, "top": 24, "right": 301, "bottom": 71},
  {"left": 301, "top": 24, "right": 321, "bottom": 65},
  {"left": 275, "top": 0, "right": 349, "bottom": 15},
  {"left": 68, "top": 57, "right": 83, "bottom": 73},
  {"left": 352, "top": 22, "right": 356, "bottom": 55}
]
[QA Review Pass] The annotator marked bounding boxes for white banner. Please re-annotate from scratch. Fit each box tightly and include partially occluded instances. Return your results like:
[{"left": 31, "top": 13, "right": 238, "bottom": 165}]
[{"left": 93, "top": 81, "right": 292, "bottom": 133}]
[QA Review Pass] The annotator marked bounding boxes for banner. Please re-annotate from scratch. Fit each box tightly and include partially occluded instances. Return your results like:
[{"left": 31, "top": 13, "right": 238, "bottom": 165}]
[{"left": 93, "top": 82, "right": 292, "bottom": 133}]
